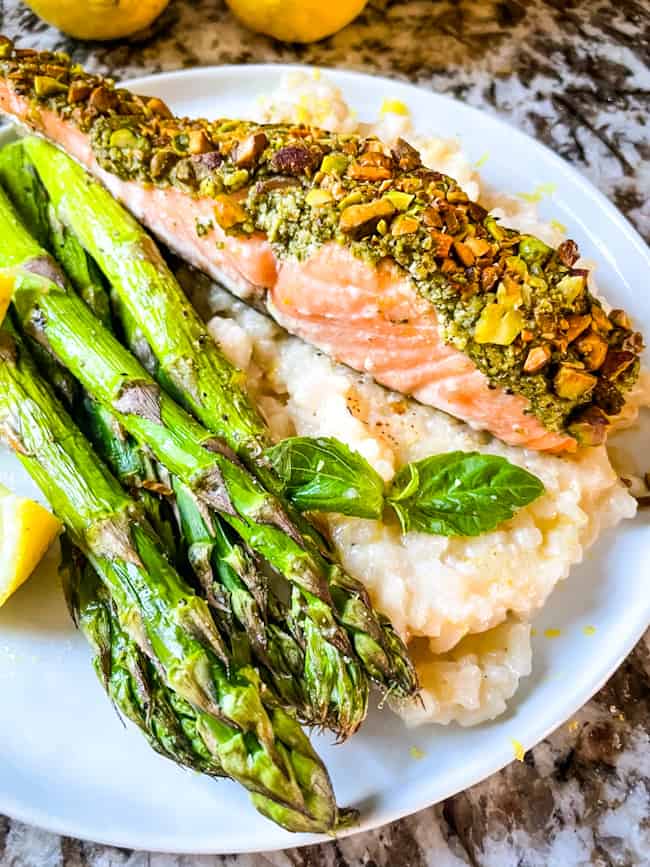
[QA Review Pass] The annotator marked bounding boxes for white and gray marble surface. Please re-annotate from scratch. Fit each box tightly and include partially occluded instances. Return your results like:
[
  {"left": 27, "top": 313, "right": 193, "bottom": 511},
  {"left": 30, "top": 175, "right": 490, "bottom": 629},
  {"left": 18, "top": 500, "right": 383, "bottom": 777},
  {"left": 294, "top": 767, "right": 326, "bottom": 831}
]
[{"left": 0, "top": 1, "right": 649, "bottom": 864}]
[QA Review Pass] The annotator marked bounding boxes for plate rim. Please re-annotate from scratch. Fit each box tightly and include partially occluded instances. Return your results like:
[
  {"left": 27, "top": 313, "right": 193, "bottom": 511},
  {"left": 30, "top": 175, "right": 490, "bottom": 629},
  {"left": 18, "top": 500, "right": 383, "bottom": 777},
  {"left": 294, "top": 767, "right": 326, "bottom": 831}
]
[{"left": 0, "top": 62, "right": 649, "bottom": 854}]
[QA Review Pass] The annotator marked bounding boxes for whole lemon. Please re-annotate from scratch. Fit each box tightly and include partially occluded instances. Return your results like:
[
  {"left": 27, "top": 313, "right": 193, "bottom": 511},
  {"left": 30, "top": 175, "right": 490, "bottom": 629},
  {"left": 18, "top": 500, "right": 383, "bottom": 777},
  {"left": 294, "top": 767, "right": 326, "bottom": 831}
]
[
  {"left": 23, "top": 0, "right": 171, "bottom": 41},
  {"left": 225, "top": 0, "right": 368, "bottom": 43}
]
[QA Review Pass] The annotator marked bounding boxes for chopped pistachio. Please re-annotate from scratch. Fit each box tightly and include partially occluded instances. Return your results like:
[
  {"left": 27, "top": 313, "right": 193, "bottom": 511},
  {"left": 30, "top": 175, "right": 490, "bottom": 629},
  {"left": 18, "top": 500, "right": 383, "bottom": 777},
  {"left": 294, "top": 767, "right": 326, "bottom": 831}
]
[
  {"left": 321, "top": 152, "right": 349, "bottom": 175},
  {"left": 34, "top": 75, "right": 67, "bottom": 97},
  {"left": 147, "top": 97, "right": 173, "bottom": 118},
  {"left": 464, "top": 237, "right": 492, "bottom": 257},
  {"left": 523, "top": 344, "right": 551, "bottom": 373},
  {"left": 485, "top": 217, "right": 505, "bottom": 241},
  {"left": 392, "top": 214, "right": 419, "bottom": 237},
  {"left": 565, "top": 313, "right": 592, "bottom": 344},
  {"left": 384, "top": 190, "right": 414, "bottom": 211},
  {"left": 213, "top": 194, "right": 247, "bottom": 229},
  {"left": 339, "top": 198, "right": 396, "bottom": 238},
  {"left": 556, "top": 274, "right": 585, "bottom": 303},
  {"left": 474, "top": 303, "right": 524, "bottom": 345},
  {"left": 187, "top": 129, "right": 213, "bottom": 155},
  {"left": 554, "top": 365, "right": 597, "bottom": 400},
  {"left": 576, "top": 330, "right": 608, "bottom": 370},
  {"left": 601, "top": 350, "right": 636, "bottom": 381},
  {"left": 496, "top": 277, "right": 523, "bottom": 308},
  {"left": 568, "top": 407, "right": 609, "bottom": 445},
  {"left": 337, "top": 190, "right": 364, "bottom": 209},
  {"left": 453, "top": 240, "right": 475, "bottom": 267},
  {"left": 609, "top": 309, "right": 632, "bottom": 330},
  {"left": 232, "top": 131, "right": 267, "bottom": 167},
  {"left": 109, "top": 128, "right": 138, "bottom": 148},
  {"left": 518, "top": 235, "right": 552, "bottom": 267},
  {"left": 348, "top": 162, "right": 392, "bottom": 181},
  {"left": 591, "top": 305, "right": 613, "bottom": 333}
]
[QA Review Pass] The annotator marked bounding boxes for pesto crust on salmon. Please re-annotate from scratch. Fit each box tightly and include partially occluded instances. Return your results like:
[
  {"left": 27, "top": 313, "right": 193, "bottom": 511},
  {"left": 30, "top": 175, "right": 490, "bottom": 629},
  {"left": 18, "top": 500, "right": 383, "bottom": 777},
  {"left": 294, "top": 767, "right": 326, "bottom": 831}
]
[{"left": 0, "top": 36, "right": 643, "bottom": 452}]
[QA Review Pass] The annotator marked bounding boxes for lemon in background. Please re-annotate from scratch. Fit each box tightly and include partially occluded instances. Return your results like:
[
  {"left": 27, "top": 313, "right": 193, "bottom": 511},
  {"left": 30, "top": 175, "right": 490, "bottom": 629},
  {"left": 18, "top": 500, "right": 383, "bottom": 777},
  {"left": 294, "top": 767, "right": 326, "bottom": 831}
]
[
  {"left": 0, "top": 484, "right": 60, "bottom": 608},
  {"left": 22, "top": 0, "right": 170, "bottom": 41},
  {"left": 225, "top": 0, "right": 368, "bottom": 43}
]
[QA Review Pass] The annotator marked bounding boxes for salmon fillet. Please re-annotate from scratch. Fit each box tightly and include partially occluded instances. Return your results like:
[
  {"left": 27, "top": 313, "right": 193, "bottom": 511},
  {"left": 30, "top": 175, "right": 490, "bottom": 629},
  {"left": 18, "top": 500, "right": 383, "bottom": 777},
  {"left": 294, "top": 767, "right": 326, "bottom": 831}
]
[{"left": 0, "top": 39, "right": 642, "bottom": 453}]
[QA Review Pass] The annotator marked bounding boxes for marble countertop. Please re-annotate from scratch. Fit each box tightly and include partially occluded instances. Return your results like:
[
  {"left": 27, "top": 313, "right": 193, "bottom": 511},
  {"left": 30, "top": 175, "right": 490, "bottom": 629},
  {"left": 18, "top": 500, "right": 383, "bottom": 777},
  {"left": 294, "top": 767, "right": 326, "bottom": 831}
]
[{"left": 1, "top": 1, "right": 649, "bottom": 864}]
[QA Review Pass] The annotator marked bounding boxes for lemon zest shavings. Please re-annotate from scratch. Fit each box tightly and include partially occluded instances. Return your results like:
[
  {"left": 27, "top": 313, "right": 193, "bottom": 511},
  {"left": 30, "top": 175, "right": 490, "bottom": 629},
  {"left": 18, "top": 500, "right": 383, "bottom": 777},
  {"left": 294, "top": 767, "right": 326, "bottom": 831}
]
[
  {"left": 381, "top": 98, "right": 410, "bottom": 116},
  {"left": 518, "top": 182, "right": 557, "bottom": 204},
  {"left": 511, "top": 739, "right": 526, "bottom": 761}
]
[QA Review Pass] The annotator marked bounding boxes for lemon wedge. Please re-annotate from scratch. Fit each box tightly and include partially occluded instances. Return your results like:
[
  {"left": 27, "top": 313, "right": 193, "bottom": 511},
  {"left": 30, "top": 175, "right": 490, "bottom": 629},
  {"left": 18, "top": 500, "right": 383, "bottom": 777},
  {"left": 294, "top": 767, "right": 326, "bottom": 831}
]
[
  {"left": 225, "top": 0, "right": 368, "bottom": 43},
  {"left": 0, "top": 484, "right": 60, "bottom": 608},
  {"left": 0, "top": 273, "right": 13, "bottom": 327},
  {"left": 22, "top": 0, "right": 170, "bottom": 41}
]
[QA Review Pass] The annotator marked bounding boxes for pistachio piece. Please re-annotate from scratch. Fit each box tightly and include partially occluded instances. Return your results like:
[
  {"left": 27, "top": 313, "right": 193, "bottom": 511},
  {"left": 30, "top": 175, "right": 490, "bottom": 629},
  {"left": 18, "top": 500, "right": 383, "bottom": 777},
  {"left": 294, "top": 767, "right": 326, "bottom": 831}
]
[
  {"left": 271, "top": 145, "right": 319, "bottom": 176},
  {"left": 213, "top": 194, "right": 248, "bottom": 230},
  {"left": 34, "top": 75, "right": 67, "bottom": 98},
  {"left": 601, "top": 350, "right": 636, "bottom": 381},
  {"left": 88, "top": 85, "right": 117, "bottom": 113},
  {"left": 556, "top": 239, "right": 580, "bottom": 267},
  {"left": 485, "top": 217, "right": 505, "bottom": 241},
  {"left": 187, "top": 129, "right": 213, "bottom": 155},
  {"left": 384, "top": 190, "right": 414, "bottom": 211},
  {"left": 556, "top": 274, "right": 585, "bottom": 303},
  {"left": 321, "top": 153, "right": 349, "bottom": 175},
  {"left": 109, "top": 128, "right": 138, "bottom": 148},
  {"left": 496, "top": 277, "right": 523, "bottom": 308},
  {"left": 440, "top": 204, "right": 460, "bottom": 234},
  {"left": 554, "top": 364, "right": 597, "bottom": 400},
  {"left": 422, "top": 205, "right": 443, "bottom": 229},
  {"left": 591, "top": 305, "right": 613, "bottom": 334},
  {"left": 518, "top": 236, "right": 553, "bottom": 267},
  {"left": 446, "top": 189, "right": 469, "bottom": 204},
  {"left": 523, "top": 344, "right": 551, "bottom": 374},
  {"left": 391, "top": 138, "right": 421, "bottom": 171},
  {"left": 480, "top": 265, "right": 500, "bottom": 292},
  {"left": 474, "top": 303, "right": 524, "bottom": 346},
  {"left": 0, "top": 36, "right": 12, "bottom": 58},
  {"left": 348, "top": 162, "right": 392, "bottom": 181},
  {"left": 452, "top": 240, "right": 475, "bottom": 267},
  {"left": 306, "top": 188, "right": 333, "bottom": 207},
  {"left": 339, "top": 199, "right": 396, "bottom": 238},
  {"left": 568, "top": 406, "right": 609, "bottom": 446},
  {"left": 359, "top": 150, "right": 393, "bottom": 169},
  {"left": 609, "top": 308, "right": 632, "bottom": 330},
  {"left": 147, "top": 97, "right": 173, "bottom": 118},
  {"left": 68, "top": 80, "right": 92, "bottom": 103},
  {"left": 429, "top": 230, "right": 454, "bottom": 258},
  {"left": 467, "top": 201, "right": 488, "bottom": 222},
  {"left": 576, "top": 330, "right": 609, "bottom": 370},
  {"left": 622, "top": 331, "right": 644, "bottom": 353},
  {"left": 465, "top": 237, "right": 492, "bottom": 257},
  {"left": 150, "top": 149, "right": 179, "bottom": 180},
  {"left": 564, "top": 313, "right": 592, "bottom": 343},
  {"left": 191, "top": 150, "right": 223, "bottom": 173},
  {"left": 391, "top": 215, "right": 419, "bottom": 237},
  {"left": 232, "top": 131, "right": 268, "bottom": 167}
]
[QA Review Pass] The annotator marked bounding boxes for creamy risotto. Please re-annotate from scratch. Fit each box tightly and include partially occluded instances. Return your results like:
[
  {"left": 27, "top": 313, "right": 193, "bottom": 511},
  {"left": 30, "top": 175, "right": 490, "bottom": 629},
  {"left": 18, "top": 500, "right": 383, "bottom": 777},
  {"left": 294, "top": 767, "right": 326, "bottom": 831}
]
[{"left": 186, "top": 72, "right": 647, "bottom": 727}]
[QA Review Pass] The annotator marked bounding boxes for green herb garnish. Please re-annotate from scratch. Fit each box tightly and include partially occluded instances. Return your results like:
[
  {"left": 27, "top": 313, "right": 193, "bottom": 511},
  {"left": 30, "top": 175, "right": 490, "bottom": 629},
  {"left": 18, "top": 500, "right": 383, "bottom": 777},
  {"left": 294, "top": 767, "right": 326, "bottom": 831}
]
[
  {"left": 268, "top": 436, "right": 545, "bottom": 538},
  {"left": 386, "top": 451, "right": 545, "bottom": 536},
  {"left": 265, "top": 436, "right": 385, "bottom": 519}
]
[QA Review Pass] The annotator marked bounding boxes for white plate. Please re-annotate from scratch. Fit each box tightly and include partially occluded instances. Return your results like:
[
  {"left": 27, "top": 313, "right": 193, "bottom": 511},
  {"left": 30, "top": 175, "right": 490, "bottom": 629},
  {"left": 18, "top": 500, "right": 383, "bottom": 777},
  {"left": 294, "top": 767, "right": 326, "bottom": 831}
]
[{"left": 0, "top": 65, "right": 649, "bottom": 855}]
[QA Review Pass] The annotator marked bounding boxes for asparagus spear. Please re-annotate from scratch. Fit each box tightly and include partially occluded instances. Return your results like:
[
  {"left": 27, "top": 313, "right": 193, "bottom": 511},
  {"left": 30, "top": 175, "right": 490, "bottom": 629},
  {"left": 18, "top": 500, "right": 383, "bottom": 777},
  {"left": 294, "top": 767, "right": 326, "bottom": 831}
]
[
  {"left": 0, "top": 319, "right": 341, "bottom": 833},
  {"left": 0, "top": 182, "right": 375, "bottom": 735},
  {"left": 60, "top": 534, "right": 225, "bottom": 777},
  {"left": 0, "top": 158, "right": 331, "bottom": 728},
  {"left": 21, "top": 136, "right": 418, "bottom": 710},
  {"left": 0, "top": 145, "right": 180, "bottom": 559}
]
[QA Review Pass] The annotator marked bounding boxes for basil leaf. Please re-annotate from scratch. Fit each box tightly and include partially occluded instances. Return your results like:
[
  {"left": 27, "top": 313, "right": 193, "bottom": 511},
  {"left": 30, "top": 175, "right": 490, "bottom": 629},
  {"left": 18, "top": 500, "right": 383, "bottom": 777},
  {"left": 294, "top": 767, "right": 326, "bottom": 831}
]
[
  {"left": 386, "top": 451, "right": 544, "bottom": 536},
  {"left": 266, "top": 436, "right": 385, "bottom": 519}
]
